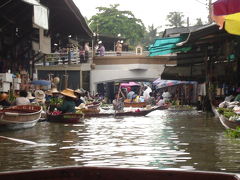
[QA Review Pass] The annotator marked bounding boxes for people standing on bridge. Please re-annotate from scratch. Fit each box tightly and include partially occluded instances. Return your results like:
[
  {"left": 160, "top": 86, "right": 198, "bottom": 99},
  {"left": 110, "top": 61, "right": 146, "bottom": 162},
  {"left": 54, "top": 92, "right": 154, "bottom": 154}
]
[
  {"left": 84, "top": 42, "right": 90, "bottom": 62},
  {"left": 116, "top": 41, "right": 122, "bottom": 56},
  {"left": 98, "top": 43, "right": 105, "bottom": 56},
  {"left": 79, "top": 45, "right": 85, "bottom": 63}
]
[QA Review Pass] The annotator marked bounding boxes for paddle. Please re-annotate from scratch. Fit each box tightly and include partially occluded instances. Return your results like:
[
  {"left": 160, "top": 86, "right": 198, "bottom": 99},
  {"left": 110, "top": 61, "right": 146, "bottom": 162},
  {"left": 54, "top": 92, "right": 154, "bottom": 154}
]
[
  {"left": 114, "top": 86, "right": 122, "bottom": 117},
  {"left": 0, "top": 136, "right": 56, "bottom": 146},
  {"left": 0, "top": 136, "right": 37, "bottom": 145}
]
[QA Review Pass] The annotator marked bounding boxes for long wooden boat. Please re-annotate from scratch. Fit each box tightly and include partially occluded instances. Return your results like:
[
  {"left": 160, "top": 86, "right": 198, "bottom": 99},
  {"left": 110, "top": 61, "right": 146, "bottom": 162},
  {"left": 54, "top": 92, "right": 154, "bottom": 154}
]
[
  {"left": 0, "top": 166, "right": 238, "bottom": 180},
  {"left": 211, "top": 103, "right": 240, "bottom": 129},
  {"left": 219, "top": 114, "right": 240, "bottom": 129},
  {"left": 167, "top": 105, "right": 197, "bottom": 112},
  {"left": 124, "top": 101, "right": 147, "bottom": 108},
  {"left": 47, "top": 106, "right": 164, "bottom": 123},
  {"left": 0, "top": 105, "right": 42, "bottom": 131},
  {"left": 47, "top": 113, "right": 84, "bottom": 123}
]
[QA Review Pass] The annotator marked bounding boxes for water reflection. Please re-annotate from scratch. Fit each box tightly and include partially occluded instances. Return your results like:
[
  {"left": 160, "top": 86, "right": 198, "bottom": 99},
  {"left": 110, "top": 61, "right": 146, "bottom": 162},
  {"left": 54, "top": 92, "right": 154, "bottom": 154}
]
[{"left": 0, "top": 110, "right": 240, "bottom": 172}]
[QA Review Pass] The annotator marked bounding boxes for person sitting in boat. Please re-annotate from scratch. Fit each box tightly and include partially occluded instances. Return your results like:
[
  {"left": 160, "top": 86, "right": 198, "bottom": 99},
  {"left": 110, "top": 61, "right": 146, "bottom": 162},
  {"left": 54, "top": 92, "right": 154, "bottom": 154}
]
[
  {"left": 143, "top": 85, "right": 152, "bottom": 102},
  {"left": 162, "top": 89, "right": 172, "bottom": 102},
  {"left": 127, "top": 88, "right": 137, "bottom": 102},
  {"left": 47, "top": 88, "right": 62, "bottom": 112},
  {"left": 157, "top": 97, "right": 165, "bottom": 107},
  {"left": 12, "top": 90, "right": 30, "bottom": 105},
  {"left": 0, "top": 93, "right": 11, "bottom": 108},
  {"left": 34, "top": 90, "right": 46, "bottom": 105},
  {"left": 112, "top": 93, "right": 124, "bottom": 112},
  {"left": 146, "top": 92, "right": 156, "bottom": 106},
  {"left": 57, "top": 88, "right": 77, "bottom": 113},
  {"left": 74, "top": 89, "right": 85, "bottom": 106},
  {"left": 26, "top": 92, "right": 35, "bottom": 103}
]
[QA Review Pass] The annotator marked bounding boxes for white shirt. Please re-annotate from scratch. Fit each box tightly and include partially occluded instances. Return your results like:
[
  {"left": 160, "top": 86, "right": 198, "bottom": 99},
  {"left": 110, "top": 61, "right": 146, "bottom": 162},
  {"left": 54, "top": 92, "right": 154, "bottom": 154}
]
[
  {"left": 15, "top": 97, "right": 30, "bottom": 105},
  {"left": 162, "top": 91, "right": 171, "bottom": 100},
  {"left": 143, "top": 86, "right": 152, "bottom": 101}
]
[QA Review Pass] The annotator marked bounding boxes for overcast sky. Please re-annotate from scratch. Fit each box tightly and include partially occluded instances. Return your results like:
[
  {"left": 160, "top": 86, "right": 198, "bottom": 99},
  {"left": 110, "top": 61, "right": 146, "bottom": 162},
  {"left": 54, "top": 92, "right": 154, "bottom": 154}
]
[{"left": 73, "top": 0, "right": 217, "bottom": 30}]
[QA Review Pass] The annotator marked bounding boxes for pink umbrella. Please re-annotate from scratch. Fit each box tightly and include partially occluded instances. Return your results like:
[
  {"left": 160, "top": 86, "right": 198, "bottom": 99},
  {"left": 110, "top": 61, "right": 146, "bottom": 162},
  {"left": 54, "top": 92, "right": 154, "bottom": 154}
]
[
  {"left": 212, "top": 0, "right": 240, "bottom": 16},
  {"left": 120, "top": 82, "right": 140, "bottom": 88}
]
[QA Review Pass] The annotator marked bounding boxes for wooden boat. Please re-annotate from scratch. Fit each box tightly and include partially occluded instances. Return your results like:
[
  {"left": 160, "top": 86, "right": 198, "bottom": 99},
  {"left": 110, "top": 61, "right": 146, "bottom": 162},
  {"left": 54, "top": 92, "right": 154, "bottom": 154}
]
[
  {"left": 0, "top": 166, "right": 238, "bottom": 180},
  {"left": 86, "top": 101, "right": 101, "bottom": 109},
  {"left": 211, "top": 103, "right": 240, "bottom": 129},
  {"left": 124, "top": 101, "right": 147, "bottom": 108},
  {"left": 0, "top": 105, "right": 42, "bottom": 131},
  {"left": 167, "top": 105, "right": 197, "bottom": 112},
  {"left": 219, "top": 114, "right": 240, "bottom": 129},
  {"left": 47, "top": 113, "right": 84, "bottom": 123},
  {"left": 47, "top": 106, "right": 163, "bottom": 123}
]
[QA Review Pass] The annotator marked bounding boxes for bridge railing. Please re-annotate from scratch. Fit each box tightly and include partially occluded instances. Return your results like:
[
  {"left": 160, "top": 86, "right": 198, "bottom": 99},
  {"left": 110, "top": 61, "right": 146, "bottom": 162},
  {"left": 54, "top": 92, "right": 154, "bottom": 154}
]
[{"left": 35, "top": 51, "right": 150, "bottom": 66}]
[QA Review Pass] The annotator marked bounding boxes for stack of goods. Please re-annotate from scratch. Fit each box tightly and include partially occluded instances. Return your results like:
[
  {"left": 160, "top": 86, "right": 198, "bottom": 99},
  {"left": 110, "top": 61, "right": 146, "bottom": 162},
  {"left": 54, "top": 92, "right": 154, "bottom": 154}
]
[
  {"left": 13, "top": 77, "right": 21, "bottom": 90},
  {"left": 0, "top": 73, "right": 13, "bottom": 92}
]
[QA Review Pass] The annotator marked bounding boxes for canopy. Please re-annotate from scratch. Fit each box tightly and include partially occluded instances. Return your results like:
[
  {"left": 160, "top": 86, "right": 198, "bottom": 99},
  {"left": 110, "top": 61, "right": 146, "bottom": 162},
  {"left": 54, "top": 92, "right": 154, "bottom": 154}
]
[
  {"left": 212, "top": 0, "right": 240, "bottom": 35},
  {"left": 120, "top": 82, "right": 140, "bottom": 88},
  {"left": 30, "top": 80, "right": 51, "bottom": 86}
]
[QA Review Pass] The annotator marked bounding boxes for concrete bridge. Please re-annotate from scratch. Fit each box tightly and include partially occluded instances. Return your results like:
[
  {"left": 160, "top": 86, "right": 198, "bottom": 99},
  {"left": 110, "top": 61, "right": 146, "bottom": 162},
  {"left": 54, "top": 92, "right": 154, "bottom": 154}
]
[{"left": 36, "top": 52, "right": 176, "bottom": 92}]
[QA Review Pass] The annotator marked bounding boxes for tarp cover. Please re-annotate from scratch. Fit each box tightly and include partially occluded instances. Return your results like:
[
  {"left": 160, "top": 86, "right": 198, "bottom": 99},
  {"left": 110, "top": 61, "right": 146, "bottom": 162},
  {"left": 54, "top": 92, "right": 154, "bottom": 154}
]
[{"left": 148, "top": 36, "right": 191, "bottom": 56}]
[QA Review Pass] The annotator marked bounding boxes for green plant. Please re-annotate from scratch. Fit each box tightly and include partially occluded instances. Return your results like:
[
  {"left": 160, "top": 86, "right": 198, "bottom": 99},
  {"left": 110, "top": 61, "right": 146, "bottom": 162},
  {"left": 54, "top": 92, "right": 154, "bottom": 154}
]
[
  {"left": 217, "top": 108, "right": 237, "bottom": 118},
  {"left": 225, "top": 126, "right": 240, "bottom": 138}
]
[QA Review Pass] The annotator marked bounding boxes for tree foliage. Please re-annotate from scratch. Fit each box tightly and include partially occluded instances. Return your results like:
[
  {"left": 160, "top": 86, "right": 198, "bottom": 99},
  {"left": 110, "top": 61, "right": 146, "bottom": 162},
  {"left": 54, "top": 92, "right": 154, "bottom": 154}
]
[
  {"left": 142, "top": 24, "right": 161, "bottom": 48},
  {"left": 89, "top": 4, "right": 145, "bottom": 45},
  {"left": 195, "top": 18, "right": 203, "bottom": 26},
  {"left": 166, "top": 12, "right": 185, "bottom": 28}
]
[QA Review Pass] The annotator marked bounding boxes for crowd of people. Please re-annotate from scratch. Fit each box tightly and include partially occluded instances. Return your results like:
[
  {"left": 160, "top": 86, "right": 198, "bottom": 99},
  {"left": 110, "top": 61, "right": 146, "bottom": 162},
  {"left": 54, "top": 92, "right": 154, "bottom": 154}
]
[
  {"left": 0, "top": 88, "right": 101, "bottom": 114},
  {"left": 112, "top": 85, "right": 172, "bottom": 111},
  {"left": 0, "top": 84, "right": 175, "bottom": 114}
]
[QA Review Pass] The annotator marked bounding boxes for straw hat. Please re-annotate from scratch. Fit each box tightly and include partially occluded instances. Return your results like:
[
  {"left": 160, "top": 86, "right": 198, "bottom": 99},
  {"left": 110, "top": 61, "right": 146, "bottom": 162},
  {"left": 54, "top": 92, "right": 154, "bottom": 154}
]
[
  {"left": 45, "top": 90, "right": 52, "bottom": 96},
  {"left": 27, "top": 92, "right": 35, "bottom": 100},
  {"left": 34, "top": 90, "right": 46, "bottom": 100},
  {"left": 0, "top": 93, "right": 8, "bottom": 102},
  {"left": 51, "top": 87, "right": 59, "bottom": 94},
  {"left": 61, "top": 88, "right": 77, "bottom": 99}
]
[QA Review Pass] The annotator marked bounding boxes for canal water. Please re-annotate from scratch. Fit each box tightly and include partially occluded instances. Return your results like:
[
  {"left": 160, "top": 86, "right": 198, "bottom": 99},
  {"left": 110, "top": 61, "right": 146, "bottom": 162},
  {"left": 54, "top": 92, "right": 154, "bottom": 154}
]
[{"left": 0, "top": 110, "right": 240, "bottom": 173}]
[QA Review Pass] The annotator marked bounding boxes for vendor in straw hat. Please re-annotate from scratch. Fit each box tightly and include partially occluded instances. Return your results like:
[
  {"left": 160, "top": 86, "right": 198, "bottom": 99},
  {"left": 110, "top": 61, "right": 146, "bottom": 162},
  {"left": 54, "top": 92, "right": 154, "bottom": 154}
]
[
  {"left": 47, "top": 87, "right": 62, "bottom": 112},
  {"left": 74, "top": 89, "right": 85, "bottom": 106},
  {"left": 57, "top": 88, "right": 77, "bottom": 113},
  {"left": 34, "top": 90, "right": 46, "bottom": 105},
  {"left": 0, "top": 93, "right": 11, "bottom": 108}
]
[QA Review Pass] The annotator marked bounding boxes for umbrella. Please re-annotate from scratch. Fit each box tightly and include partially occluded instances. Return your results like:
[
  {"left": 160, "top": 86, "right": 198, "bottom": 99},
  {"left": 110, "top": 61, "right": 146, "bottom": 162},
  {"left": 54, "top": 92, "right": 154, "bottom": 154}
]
[
  {"left": 120, "top": 82, "right": 140, "bottom": 88},
  {"left": 212, "top": 0, "right": 240, "bottom": 35},
  {"left": 30, "top": 80, "right": 51, "bottom": 86},
  {"left": 212, "top": 0, "right": 240, "bottom": 16},
  {"left": 156, "top": 80, "right": 183, "bottom": 89}
]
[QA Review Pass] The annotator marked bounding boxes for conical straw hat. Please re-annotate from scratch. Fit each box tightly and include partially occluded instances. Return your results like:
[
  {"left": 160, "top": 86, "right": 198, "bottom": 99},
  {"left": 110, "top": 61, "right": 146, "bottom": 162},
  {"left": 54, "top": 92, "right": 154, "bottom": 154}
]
[{"left": 61, "top": 88, "right": 77, "bottom": 99}]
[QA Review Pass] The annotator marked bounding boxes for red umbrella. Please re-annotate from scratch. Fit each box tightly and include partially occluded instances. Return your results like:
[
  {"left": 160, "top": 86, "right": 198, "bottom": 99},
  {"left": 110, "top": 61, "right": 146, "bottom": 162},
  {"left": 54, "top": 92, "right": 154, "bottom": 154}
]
[
  {"left": 211, "top": 0, "right": 240, "bottom": 35},
  {"left": 212, "top": 0, "right": 240, "bottom": 16}
]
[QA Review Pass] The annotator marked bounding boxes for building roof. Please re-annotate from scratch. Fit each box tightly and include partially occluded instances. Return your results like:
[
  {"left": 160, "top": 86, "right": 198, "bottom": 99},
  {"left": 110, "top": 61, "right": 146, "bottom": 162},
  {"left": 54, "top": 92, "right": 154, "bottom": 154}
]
[
  {"left": 162, "top": 25, "right": 204, "bottom": 38},
  {"left": 40, "top": 0, "right": 93, "bottom": 38}
]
